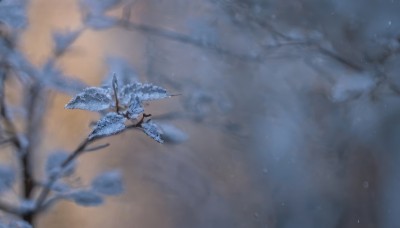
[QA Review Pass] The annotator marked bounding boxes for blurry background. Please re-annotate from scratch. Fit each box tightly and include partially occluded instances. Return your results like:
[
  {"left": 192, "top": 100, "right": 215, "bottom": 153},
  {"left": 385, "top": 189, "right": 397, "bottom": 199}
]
[{"left": 10, "top": 0, "right": 400, "bottom": 227}]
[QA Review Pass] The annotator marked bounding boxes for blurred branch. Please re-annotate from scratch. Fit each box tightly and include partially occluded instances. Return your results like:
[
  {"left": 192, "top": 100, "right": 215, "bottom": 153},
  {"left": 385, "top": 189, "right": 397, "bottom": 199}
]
[
  {"left": 0, "top": 201, "right": 22, "bottom": 216},
  {"left": 117, "top": 19, "right": 262, "bottom": 62},
  {"left": 35, "top": 138, "right": 93, "bottom": 210}
]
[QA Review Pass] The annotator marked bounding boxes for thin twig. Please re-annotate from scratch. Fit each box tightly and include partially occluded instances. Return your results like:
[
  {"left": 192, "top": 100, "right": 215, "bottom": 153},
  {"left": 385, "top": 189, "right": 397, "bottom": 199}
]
[{"left": 83, "top": 143, "right": 110, "bottom": 152}]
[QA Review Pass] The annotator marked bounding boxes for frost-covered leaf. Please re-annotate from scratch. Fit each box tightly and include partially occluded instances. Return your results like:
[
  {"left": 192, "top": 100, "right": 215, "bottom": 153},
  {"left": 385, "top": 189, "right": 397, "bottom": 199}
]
[
  {"left": 159, "top": 124, "right": 188, "bottom": 144},
  {"left": 52, "top": 29, "right": 81, "bottom": 54},
  {"left": 46, "top": 151, "right": 76, "bottom": 177},
  {"left": 67, "top": 190, "right": 103, "bottom": 206},
  {"left": 89, "top": 113, "right": 126, "bottom": 140},
  {"left": 8, "top": 220, "right": 32, "bottom": 228},
  {"left": 120, "top": 83, "right": 169, "bottom": 103},
  {"left": 0, "top": 0, "right": 28, "bottom": 29},
  {"left": 124, "top": 96, "right": 144, "bottom": 120},
  {"left": 84, "top": 14, "right": 117, "bottom": 30},
  {"left": 65, "top": 87, "right": 112, "bottom": 111},
  {"left": 91, "top": 170, "right": 123, "bottom": 196},
  {"left": 103, "top": 56, "right": 139, "bottom": 87},
  {"left": 141, "top": 120, "right": 164, "bottom": 143},
  {"left": 0, "top": 165, "right": 15, "bottom": 193},
  {"left": 80, "top": 0, "right": 121, "bottom": 14}
]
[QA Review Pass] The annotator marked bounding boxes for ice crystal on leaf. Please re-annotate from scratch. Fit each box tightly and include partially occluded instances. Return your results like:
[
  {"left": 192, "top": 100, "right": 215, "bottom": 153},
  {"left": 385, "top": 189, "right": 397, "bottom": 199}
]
[
  {"left": 124, "top": 96, "right": 144, "bottom": 120},
  {"left": 120, "top": 82, "right": 169, "bottom": 104},
  {"left": 65, "top": 87, "right": 112, "bottom": 111},
  {"left": 141, "top": 120, "right": 164, "bottom": 143},
  {"left": 88, "top": 113, "right": 126, "bottom": 140}
]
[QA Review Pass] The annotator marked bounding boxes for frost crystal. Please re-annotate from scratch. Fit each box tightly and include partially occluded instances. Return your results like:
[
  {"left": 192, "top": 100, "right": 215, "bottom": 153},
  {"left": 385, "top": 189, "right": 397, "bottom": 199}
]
[
  {"left": 0, "top": 165, "right": 15, "bottom": 193},
  {"left": 67, "top": 190, "right": 103, "bottom": 206},
  {"left": 120, "top": 82, "right": 169, "bottom": 103},
  {"left": 65, "top": 87, "right": 112, "bottom": 111},
  {"left": 46, "top": 151, "right": 76, "bottom": 177},
  {"left": 141, "top": 120, "right": 164, "bottom": 143},
  {"left": 124, "top": 96, "right": 144, "bottom": 120},
  {"left": 88, "top": 113, "right": 126, "bottom": 140},
  {"left": 91, "top": 170, "right": 123, "bottom": 196}
]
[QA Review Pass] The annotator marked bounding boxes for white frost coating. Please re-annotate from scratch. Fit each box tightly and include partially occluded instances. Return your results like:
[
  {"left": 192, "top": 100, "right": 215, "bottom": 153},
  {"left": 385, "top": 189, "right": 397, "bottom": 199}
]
[
  {"left": 124, "top": 96, "right": 144, "bottom": 120},
  {"left": 65, "top": 87, "right": 112, "bottom": 111},
  {"left": 88, "top": 113, "right": 126, "bottom": 140},
  {"left": 52, "top": 29, "right": 81, "bottom": 54},
  {"left": 120, "top": 82, "right": 169, "bottom": 103},
  {"left": 141, "top": 120, "right": 164, "bottom": 143},
  {"left": 91, "top": 170, "right": 123, "bottom": 196},
  {"left": 67, "top": 190, "right": 103, "bottom": 207},
  {"left": 331, "top": 74, "right": 376, "bottom": 102},
  {"left": 0, "top": 165, "right": 15, "bottom": 193}
]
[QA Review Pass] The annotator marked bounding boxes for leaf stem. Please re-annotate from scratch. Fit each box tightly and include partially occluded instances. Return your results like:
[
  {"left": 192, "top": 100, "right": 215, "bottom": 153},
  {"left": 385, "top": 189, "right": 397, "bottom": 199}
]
[{"left": 112, "top": 74, "right": 120, "bottom": 113}]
